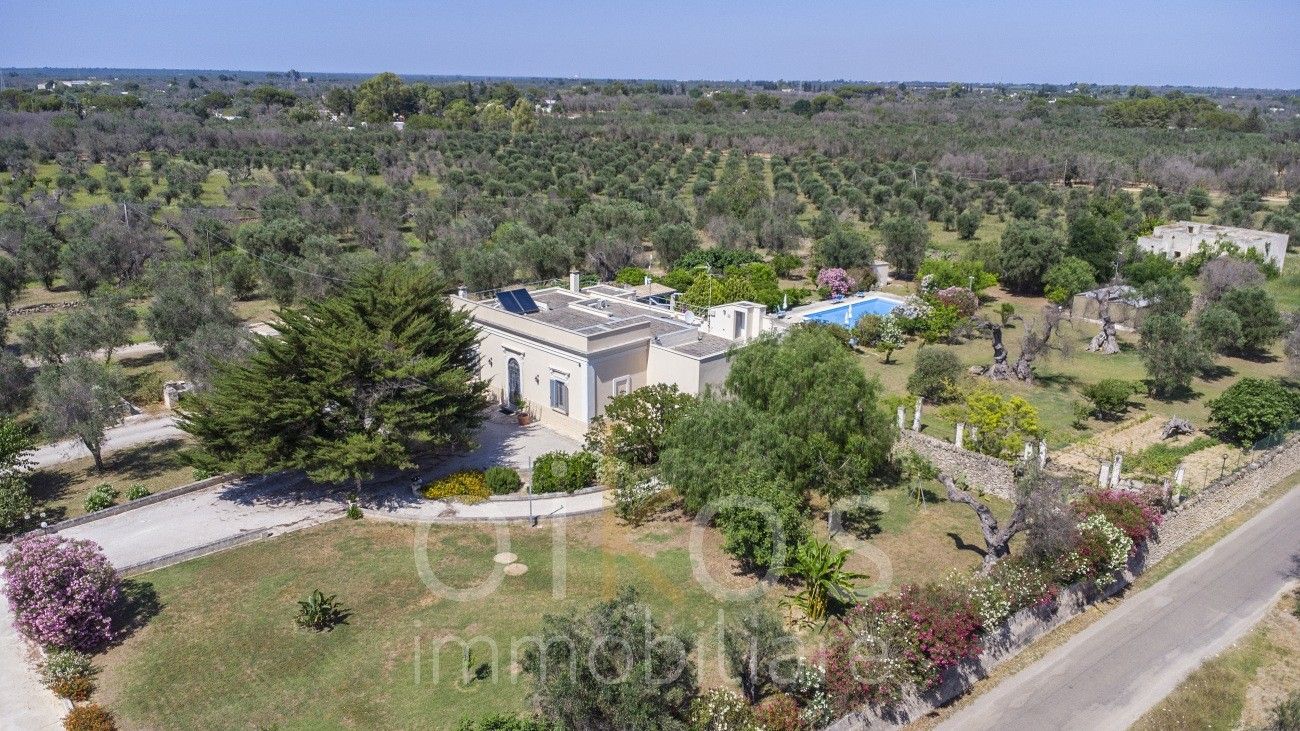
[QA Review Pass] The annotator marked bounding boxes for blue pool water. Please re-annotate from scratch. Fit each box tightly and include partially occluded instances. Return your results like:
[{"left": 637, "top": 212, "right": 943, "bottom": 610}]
[{"left": 802, "top": 297, "right": 901, "bottom": 327}]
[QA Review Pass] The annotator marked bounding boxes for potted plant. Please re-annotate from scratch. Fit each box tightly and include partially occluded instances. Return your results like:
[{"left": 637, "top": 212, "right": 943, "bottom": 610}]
[{"left": 516, "top": 399, "right": 532, "bottom": 426}]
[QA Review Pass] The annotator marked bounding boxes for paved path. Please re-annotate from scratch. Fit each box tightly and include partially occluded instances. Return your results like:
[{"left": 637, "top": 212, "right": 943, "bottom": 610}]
[
  {"left": 937, "top": 484, "right": 1300, "bottom": 731},
  {"left": 28, "top": 412, "right": 183, "bottom": 470},
  {"left": 2, "top": 414, "right": 585, "bottom": 727},
  {"left": 0, "top": 587, "right": 66, "bottom": 731}
]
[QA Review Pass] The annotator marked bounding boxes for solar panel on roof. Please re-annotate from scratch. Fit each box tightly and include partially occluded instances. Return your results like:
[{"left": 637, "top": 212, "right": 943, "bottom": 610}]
[{"left": 496, "top": 289, "right": 539, "bottom": 314}]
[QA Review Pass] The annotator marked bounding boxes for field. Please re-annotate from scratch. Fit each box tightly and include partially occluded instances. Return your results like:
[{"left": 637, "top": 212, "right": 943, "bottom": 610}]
[{"left": 94, "top": 482, "right": 1003, "bottom": 729}]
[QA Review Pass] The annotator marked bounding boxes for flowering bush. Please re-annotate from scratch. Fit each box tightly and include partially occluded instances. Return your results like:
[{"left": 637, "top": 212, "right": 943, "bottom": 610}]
[
  {"left": 788, "top": 662, "right": 833, "bottom": 728},
  {"left": 752, "top": 693, "right": 802, "bottom": 731},
  {"left": 933, "top": 286, "right": 979, "bottom": 318},
  {"left": 822, "top": 584, "right": 982, "bottom": 711},
  {"left": 40, "top": 648, "right": 97, "bottom": 699},
  {"left": 688, "top": 688, "right": 760, "bottom": 731},
  {"left": 63, "top": 704, "right": 116, "bottom": 731},
  {"left": 957, "top": 558, "right": 1059, "bottom": 627},
  {"left": 83, "top": 484, "right": 119, "bottom": 513},
  {"left": 816, "top": 268, "right": 857, "bottom": 297},
  {"left": 422, "top": 471, "right": 490, "bottom": 502},
  {"left": 1057, "top": 514, "right": 1133, "bottom": 587},
  {"left": 1077, "top": 489, "right": 1162, "bottom": 547},
  {"left": 2, "top": 535, "right": 120, "bottom": 652}
]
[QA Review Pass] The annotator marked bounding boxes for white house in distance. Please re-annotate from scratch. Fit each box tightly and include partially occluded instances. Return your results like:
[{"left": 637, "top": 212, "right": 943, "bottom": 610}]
[
  {"left": 1137, "top": 221, "right": 1288, "bottom": 270},
  {"left": 451, "top": 271, "right": 771, "bottom": 438}
]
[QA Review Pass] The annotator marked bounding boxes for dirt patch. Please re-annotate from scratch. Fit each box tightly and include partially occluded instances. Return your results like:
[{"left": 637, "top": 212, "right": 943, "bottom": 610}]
[
  {"left": 1239, "top": 593, "right": 1300, "bottom": 728},
  {"left": 1053, "top": 415, "right": 1241, "bottom": 491}
]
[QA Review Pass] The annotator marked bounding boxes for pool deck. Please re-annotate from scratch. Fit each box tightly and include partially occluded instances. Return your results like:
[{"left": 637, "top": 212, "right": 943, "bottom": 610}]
[{"left": 779, "top": 291, "right": 906, "bottom": 325}]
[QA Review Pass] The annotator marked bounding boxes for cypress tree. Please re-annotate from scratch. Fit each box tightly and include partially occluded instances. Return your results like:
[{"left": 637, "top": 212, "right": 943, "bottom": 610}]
[{"left": 181, "top": 264, "right": 487, "bottom": 492}]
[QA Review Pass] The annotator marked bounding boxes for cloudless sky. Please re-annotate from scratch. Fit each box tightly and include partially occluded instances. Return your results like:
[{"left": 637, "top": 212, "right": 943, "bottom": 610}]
[{"left": 2, "top": 0, "right": 1298, "bottom": 88}]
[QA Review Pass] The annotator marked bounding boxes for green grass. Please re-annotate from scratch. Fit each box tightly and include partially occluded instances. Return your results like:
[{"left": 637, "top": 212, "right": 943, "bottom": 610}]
[
  {"left": 96, "top": 518, "right": 773, "bottom": 730},
  {"left": 1124, "top": 436, "right": 1219, "bottom": 478}
]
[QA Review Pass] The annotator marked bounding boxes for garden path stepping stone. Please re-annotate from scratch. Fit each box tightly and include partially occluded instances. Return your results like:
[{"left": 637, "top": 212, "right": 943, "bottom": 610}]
[
  {"left": 493, "top": 552, "right": 518, "bottom": 565},
  {"left": 504, "top": 563, "right": 529, "bottom": 576}
]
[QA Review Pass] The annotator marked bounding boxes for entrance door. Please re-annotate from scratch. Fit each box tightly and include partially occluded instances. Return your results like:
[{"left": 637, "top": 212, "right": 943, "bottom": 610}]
[{"left": 507, "top": 358, "right": 521, "bottom": 408}]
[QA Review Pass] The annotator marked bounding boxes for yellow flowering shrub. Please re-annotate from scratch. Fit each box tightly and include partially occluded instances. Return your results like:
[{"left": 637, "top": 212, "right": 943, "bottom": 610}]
[{"left": 421, "top": 471, "right": 490, "bottom": 503}]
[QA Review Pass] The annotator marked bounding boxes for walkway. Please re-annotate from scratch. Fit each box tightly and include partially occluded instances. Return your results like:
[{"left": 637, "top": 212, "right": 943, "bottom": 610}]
[
  {"left": 28, "top": 412, "right": 183, "bottom": 470},
  {"left": 937, "top": 484, "right": 1300, "bottom": 731},
  {"left": 0, "top": 585, "right": 66, "bottom": 730}
]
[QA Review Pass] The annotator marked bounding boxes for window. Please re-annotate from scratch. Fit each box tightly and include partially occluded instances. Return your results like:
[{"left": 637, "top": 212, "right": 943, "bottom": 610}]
[
  {"left": 549, "top": 379, "right": 569, "bottom": 414},
  {"left": 613, "top": 377, "right": 631, "bottom": 397}
]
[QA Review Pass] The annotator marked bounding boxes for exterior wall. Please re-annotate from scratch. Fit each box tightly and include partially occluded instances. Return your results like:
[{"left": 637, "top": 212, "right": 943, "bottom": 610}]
[
  {"left": 474, "top": 327, "right": 591, "bottom": 439},
  {"left": 647, "top": 347, "right": 704, "bottom": 394},
  {"left": 895, "top": 429, "right": 1017, "bottom": 500},
  {"left": 1137, "top": 222, "right": 1288, "bottom": 269},
  {"left": 589, "top": 343, "right": 650, "bottom": 416},
  {"left": 697, "top": 353, "right": 731, "bottom": 394},
  {"left": 704, "top": 302, "right": 768, "bottom": 341}
]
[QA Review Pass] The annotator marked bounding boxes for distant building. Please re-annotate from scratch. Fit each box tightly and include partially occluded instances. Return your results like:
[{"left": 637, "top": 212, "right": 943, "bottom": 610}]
[
  {"left": 452, "top": 271, "right": 770, "bottom": 438},
  {"left": 1137, "top": 221, "right": 1288, "bottom": 270}
]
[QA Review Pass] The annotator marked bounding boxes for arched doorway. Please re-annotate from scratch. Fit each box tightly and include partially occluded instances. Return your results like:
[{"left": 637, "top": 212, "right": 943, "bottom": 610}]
[{"left": 507, "top": 358, "right": 521, "bottom": 408}]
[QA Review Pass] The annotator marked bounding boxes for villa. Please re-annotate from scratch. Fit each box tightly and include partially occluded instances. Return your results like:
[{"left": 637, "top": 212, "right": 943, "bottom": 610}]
[
  {"left": 1137, "top": 221, "right": 1288, "bottom": 269},
  {"left": 452, "top": 271, "right": 771, "bottom": 438}
]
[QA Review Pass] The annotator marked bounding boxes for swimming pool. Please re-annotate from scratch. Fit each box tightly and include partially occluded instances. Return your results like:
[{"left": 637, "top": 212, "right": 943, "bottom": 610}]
[{"left": 800, "top": 295, "right": 902, "bottom": 328}]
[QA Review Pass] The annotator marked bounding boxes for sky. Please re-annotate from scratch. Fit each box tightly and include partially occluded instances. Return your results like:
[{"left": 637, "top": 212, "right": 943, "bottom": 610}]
[{"left": 2, "top": 0, "right": 1298, "bottom": 89}]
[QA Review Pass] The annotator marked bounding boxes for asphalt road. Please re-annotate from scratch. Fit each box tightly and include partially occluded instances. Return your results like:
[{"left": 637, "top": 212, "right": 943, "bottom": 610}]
[{"left": 937, "top": 484, "right": 1300, "bottom": 731}]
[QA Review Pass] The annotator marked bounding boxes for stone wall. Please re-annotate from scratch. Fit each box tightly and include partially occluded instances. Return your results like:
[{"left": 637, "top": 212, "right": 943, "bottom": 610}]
[
  {"left": 827, "top": 432, "right": 1300, "bottom": 730},
  {"left": 895, "top": 429, "right": 1016, "bottom": 500},
  {"left": 1142, "top": 432, "right": 1300, "bottom": 566}
]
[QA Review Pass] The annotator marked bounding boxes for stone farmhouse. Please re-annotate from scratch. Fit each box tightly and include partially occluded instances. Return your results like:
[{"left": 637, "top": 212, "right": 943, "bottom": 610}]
[
  {"left": 1137, "top": 221, "right": 1288, "bottom": 269},
  {"left": 451, "top": 271, "right": 770, "bottom": 438}
]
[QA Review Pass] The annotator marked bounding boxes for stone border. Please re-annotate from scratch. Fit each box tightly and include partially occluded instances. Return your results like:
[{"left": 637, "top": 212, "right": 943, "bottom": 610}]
[
  {"left": 14, "top": 473, "right": 236, "bottom": 539},
  {"left": 487, "top": 484, "right": 608, "bottom": 502},
  {"left": 896, "top": 429, "right": 1016, "bottom": 500}
]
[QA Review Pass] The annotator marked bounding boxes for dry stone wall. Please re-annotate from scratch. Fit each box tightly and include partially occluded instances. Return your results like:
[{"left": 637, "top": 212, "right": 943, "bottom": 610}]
[{"left": 895, "top": 429, "right": 1016, "bottom": 500}]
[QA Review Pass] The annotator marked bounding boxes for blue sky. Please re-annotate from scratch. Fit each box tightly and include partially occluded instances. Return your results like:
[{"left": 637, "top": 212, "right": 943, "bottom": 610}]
[{"left": 3, "top": 0, "right": 1297, "bottom": 88}]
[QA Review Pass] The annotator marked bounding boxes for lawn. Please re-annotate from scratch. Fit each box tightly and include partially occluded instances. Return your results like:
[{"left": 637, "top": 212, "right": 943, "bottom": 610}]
[
  {"left": 94, "top": 485, "right": 1003, "bottom": 730},
  {"left": 1132, "top": 591, "right": 1300, "bottom": 730},
  {"left": 28, "top": 438, "right": 196, "bottom": 522}
]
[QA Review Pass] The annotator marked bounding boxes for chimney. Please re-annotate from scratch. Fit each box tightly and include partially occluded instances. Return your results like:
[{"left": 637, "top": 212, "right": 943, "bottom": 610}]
[{"left": 569, "top": 269, "right": 581, "bottom": 293}]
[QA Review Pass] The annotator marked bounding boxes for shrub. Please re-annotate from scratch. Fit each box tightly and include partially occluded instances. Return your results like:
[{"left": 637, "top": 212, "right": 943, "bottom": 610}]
[
  {"left": 957, "top": 558, "right": 1059, "bottom": 627},
  {"left": 125, "top": 484, "right": 150, "bottom": 501},
  {"left": 294, "top": 589, "right": 348, "bottom": 632},
  {"left": 64, "top": 705, "right": 116, "bottom": 731},
  {"left": 52, "top": 675, "right": 95, "bottom": 701},
  {"left": 83, "top": 484, "right": 119, "bottom": 513},
  {"left": 1080, "top": 379, "right": 1139, "bottom": 419},
  {"left": 610, "top": 465, "right": 670, "bottom": 526},
  {"left": 530, "top": 451, "right": 597, "bottom": 494},
  {"left": 484, "top": 466, "right": 522, "bottom": 495},
  {"left": 752, "top": 693, "right": 801, "bottom": 731},
  {"left": 688, "top": 689, "right": 760, "bottom": 731},
  {"left": 823, "top": 584, "right": 982, "bottom": 711},
  {"left": 1056, "top": 513, "right": 1132, "bottom": 586},
  {"left": 1077, "top": 489, "right": 1163, "bottom": 546},
  {"left": 1207, "top": 377, "right": 1300, "bottom": 446},
  {"left": 2, "top": 535, "right": 120, "bottom": 651},
  {"left": 907, "top": 347, "right": 964, "bottom": 402},
  {"left": 40, "top": 649, "right": 97, "bottom": 694},
  {"left": 586, "top": 384, "right": 697, "bottom": 466},
  {"left": 422, "top": 471, "right": 490, "bottom": 502},
  {"left": 815, "top": 267, "right": 856, "bottom": 297}
]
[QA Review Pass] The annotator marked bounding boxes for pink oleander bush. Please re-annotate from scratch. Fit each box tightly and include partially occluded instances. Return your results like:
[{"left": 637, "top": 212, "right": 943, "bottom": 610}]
[
  {"left": 1077, "top": 489, "right": 1163, "bottom": 548},
  {"left": 822, "top": 584, "right": 983, "bottom": 712},
  {"left": 932, "top": 286, "right": 979, "bottom": 317},
  {"left": 2, "top": 535, "right": 120, "bottom": 652},
  {"left": 816, "top": 268, "right": 857, "bottom": 297}
]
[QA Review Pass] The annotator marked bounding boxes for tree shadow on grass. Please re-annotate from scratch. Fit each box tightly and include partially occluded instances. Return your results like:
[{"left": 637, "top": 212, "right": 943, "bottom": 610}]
[
  {"left": 946, "top": 532, "right": 988, "bottom": 558},
  {"left": 27, "top": 469, "right": 74, "bottom": 515},
  {"left": 1034, "top": 371, "right": 1081, "bottom": 391},
  {"left": 107, "top": 439, "right": 188, "bottom": 483},
  {"left": 108, "top": 578, "right": 163, "bottom": 647},
  {"left": 1143, "top": 381, "right": 1202, "bottom": 404},
  {"left": 1199, "top": 363, "right": 1236, "bottom": 383}
]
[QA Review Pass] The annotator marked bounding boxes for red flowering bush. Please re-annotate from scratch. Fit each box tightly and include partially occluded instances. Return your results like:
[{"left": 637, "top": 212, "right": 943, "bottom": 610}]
[
  {"left": 2, "top": 535, "right": 120, "bottom": 652},
  {"left": 753, "top": 692, "right": 802, "bottom": 731},
  {"left": 1078, "top": 489, "right": 1163, "bottom": 547},
  {"left": 822, "top": 584, "right": 983, "bottom": 712}
]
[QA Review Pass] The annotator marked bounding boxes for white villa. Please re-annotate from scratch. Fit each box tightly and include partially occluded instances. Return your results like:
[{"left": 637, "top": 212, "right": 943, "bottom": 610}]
[
  {"left": 452, "top": 271, "right": 771, "bottom": 438},
  {"left": 1137, "top": 221, "right": 1288, "bottom": 270}
]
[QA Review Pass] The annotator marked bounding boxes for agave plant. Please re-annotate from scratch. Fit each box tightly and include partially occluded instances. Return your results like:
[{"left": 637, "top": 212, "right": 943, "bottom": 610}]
[
  {"left": 782, "top": 538, "right": 866, "bottom": 624},
  {"left": 295, "top": 589, "right": 348, "bottom": 632}
]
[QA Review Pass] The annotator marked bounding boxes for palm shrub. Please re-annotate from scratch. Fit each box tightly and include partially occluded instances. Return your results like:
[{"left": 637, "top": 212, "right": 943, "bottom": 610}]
[
  {"left": 781, "top": 538, "right": 866, "bottom": 624},
  {"left": 295, "top": 589, "right": 348, "bottom": 632}
]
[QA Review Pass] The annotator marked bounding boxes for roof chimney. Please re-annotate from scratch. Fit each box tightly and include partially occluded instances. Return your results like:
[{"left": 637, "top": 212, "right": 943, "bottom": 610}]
[{"left": 569, "top": 269, "right": 581, "bottom": 293}]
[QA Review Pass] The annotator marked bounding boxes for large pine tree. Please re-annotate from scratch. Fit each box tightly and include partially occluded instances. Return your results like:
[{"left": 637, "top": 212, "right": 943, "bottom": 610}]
[{"left": 180, "top": 264, "right": 487, "bottom": 491}]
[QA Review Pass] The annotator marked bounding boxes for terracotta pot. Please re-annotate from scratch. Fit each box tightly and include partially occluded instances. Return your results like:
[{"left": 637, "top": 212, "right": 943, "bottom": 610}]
[{"left": 517, "top": 413, "right": 532, "bottom": 426}]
